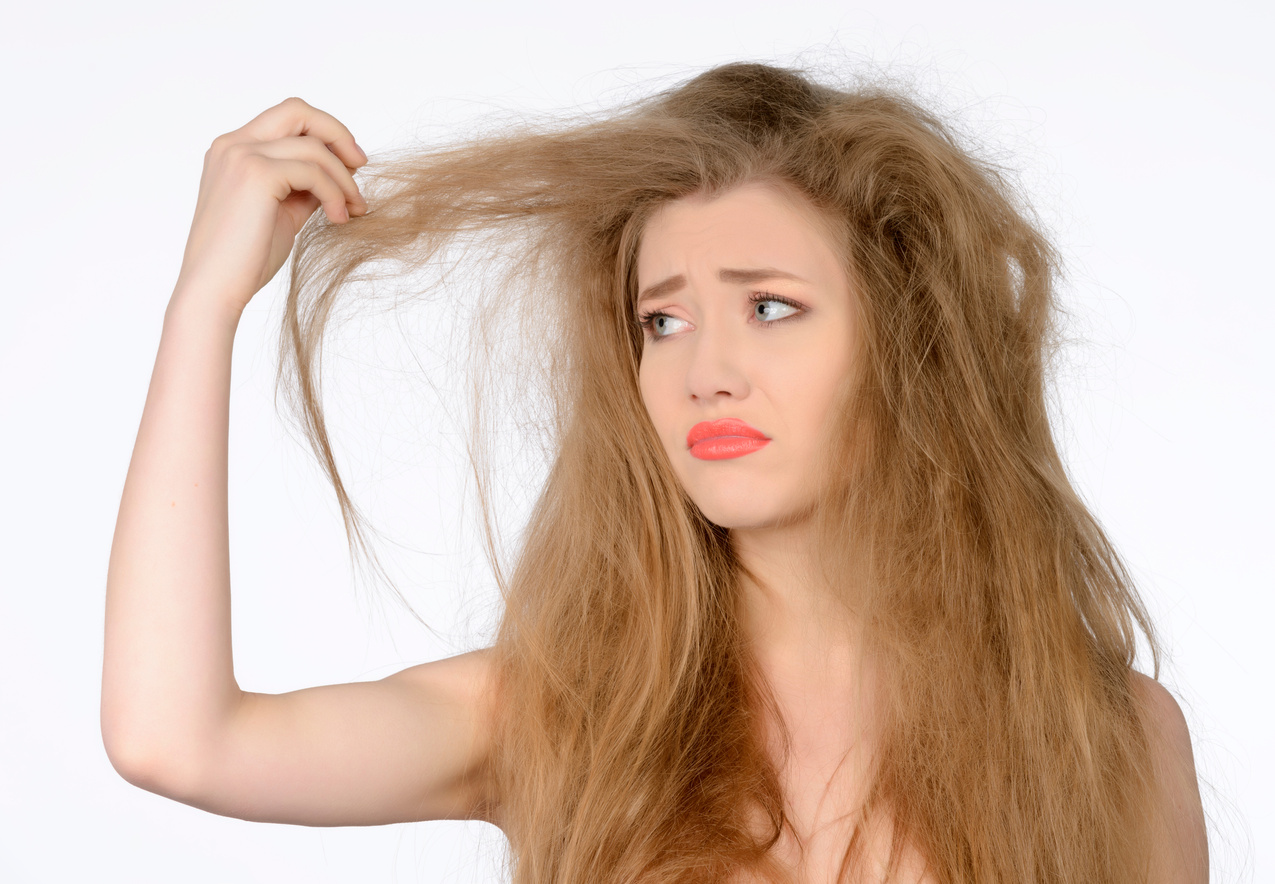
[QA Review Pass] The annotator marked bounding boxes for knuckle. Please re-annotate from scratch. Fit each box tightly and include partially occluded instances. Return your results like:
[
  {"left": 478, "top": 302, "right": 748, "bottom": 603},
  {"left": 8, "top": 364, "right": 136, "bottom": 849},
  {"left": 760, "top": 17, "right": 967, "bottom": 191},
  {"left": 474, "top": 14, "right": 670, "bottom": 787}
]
[
  {"left": 206, "top": 132, "right": 234, "bottom": 157},
  {"left": 222, "top": 141, "right": 253, "bottom": 164},
  {"left": 234, "top": 152, "right": 273, "bottom": 182}
]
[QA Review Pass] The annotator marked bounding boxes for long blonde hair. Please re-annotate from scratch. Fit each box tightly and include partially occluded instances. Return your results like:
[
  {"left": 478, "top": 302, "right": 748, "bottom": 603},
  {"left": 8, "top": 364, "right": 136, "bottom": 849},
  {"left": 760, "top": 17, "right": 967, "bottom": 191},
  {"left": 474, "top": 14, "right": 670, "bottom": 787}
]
[{"left": 281, "top": 61, "right": 1163, "bottom": 882}]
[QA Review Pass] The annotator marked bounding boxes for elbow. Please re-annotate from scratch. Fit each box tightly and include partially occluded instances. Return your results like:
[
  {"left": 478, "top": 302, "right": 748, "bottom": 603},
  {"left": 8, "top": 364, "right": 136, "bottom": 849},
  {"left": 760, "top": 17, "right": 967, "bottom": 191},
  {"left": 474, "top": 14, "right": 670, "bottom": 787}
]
[
  {"left": 100, "top": 686, "right": 245, "bottom": 803},
  {"left": 101, "top": 721, "right": 169, "bottom": 794},
  {"left": 101, "top": 711, "right": 204, "bottom": 799}
]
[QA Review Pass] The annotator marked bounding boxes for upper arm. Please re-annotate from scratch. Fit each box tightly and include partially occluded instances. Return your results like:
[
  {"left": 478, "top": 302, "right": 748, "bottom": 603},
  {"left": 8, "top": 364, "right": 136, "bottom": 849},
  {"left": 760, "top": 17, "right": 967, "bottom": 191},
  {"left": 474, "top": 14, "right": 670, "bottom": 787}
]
[
  {"left": 1129, "top": 670, "right": 1208, "bottom": 883},
  {"left": 132, "top": 648, "right": 501, "bottom": 827}
]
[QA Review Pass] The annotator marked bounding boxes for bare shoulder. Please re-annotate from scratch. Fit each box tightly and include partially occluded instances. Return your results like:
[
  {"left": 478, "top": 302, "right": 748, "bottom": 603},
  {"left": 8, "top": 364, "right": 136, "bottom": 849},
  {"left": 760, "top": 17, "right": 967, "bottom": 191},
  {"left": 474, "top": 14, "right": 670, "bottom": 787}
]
[
  {"left": 382, "top": 647, "right": 502, "bottom": 753},
  {"left": 382, "top": 646, "right": 502, "bottom": 817},
  {"left": 1128, "top": 670, "right": 1190, "bottom": 751},
  {"left": 1127, "top": 669, "right": 1209, "bottom": 883},
  {"left": 384, "top": 646, "right": 498, "bottom": 697}
]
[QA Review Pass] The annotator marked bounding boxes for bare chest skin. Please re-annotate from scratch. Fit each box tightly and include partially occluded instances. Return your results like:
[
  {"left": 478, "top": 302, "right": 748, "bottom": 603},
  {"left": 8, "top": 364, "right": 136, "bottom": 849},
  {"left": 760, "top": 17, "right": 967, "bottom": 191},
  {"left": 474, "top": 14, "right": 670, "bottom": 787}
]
[{"left": 741, "top": 657, "right": 936, "bottom": 884}]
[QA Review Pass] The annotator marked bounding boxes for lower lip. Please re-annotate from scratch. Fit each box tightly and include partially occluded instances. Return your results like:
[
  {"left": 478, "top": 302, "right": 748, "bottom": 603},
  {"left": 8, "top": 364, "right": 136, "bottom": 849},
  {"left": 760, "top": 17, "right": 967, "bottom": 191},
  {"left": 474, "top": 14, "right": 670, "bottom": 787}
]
[{"left": 689, "top": 437, "right": 771, "bottom": 460}]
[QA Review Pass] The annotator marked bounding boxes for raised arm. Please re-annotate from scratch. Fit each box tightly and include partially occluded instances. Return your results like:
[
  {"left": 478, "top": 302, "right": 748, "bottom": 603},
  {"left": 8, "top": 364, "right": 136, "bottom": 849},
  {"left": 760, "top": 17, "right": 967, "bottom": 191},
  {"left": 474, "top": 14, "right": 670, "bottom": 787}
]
[{"left": 101, "top": 99, "right": 498, "bottom": 827}]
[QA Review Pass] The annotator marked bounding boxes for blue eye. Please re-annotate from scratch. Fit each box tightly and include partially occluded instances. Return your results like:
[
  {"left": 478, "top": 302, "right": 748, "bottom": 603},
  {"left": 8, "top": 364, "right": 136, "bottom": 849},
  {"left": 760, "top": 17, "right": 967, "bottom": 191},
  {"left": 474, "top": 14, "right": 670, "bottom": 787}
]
[
  {"left": 638, "top": 312, "right": 690, "bottom": 339},
  {"left": 750, "top": 294, "right": 803, "bottom": 323}
]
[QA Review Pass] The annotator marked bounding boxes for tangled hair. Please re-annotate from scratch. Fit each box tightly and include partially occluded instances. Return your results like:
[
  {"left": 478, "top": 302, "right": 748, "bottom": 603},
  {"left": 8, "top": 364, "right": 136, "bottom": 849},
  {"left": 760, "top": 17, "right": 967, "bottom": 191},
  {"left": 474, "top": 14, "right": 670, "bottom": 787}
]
[{"left": 281, "top": 62, "right": 1164, "bottom": 882}]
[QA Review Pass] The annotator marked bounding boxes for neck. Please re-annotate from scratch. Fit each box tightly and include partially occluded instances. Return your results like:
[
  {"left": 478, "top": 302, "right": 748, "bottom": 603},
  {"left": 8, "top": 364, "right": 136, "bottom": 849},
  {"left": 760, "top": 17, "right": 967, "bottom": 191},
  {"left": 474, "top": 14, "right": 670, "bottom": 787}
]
[
  {"left": 730, "top": 520, "right": 860, "bottom": 661},
  {"left": 730, "top": 519, "right": 880, "bottom": 778}
]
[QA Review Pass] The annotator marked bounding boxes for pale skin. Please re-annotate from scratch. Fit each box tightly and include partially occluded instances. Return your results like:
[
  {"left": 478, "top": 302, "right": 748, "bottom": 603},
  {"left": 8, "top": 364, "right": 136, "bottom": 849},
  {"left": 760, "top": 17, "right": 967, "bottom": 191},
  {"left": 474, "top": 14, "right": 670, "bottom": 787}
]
[
  {"left": 635, "top": 182, "right": 902, "bottom": 878},
  {"left": 102, "top": 98, "right": 1209, "bottom": 881}
]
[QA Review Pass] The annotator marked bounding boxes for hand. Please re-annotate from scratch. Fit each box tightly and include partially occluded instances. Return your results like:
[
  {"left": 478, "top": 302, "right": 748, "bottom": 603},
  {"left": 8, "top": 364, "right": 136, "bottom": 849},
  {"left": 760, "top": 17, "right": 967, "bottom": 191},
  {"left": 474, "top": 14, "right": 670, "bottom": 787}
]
[{"left": 172, "top": 97, "right": 368, "bottom": 318}]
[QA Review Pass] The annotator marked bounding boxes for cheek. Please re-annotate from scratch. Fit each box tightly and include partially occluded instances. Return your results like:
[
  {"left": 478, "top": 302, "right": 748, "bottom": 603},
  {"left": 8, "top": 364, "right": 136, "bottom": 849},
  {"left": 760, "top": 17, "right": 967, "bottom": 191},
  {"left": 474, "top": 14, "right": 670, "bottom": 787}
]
[
  {"left": 638, "top": 361, "right": 652, "bottom": 415},
  {"left": 777, "top": 339, "right": 853, "bottom": 431},
  {"left": 637, "top": 361, "right": 665, "bottom": 430},
  {"left": 639, "top": 358, "right": 683, "bottom": 456}
]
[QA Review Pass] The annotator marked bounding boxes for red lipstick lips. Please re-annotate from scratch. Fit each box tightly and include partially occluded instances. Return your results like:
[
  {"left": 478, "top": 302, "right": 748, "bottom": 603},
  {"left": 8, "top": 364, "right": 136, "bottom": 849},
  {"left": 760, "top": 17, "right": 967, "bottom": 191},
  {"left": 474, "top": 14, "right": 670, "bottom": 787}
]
[{"left": 686, "top": 418, "right": 771, "bottom": 461}]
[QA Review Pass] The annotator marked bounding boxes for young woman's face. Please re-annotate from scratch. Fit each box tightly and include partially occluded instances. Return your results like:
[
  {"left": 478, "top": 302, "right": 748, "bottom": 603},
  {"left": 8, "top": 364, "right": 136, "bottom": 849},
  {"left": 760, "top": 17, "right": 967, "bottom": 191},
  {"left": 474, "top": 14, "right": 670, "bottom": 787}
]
[{"left": 636, "top": 181, "right": 857, "bottom": 530}]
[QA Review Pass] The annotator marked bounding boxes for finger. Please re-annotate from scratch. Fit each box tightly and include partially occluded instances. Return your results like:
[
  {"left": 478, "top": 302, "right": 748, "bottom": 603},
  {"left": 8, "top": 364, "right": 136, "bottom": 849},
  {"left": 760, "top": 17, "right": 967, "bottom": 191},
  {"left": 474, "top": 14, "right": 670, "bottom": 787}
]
[
  {"left": 238, "top": 97, "right": 367, "bottom": 170},
  {"left": 256, "top": 135, "right": 367, "bottom": 214},
  {"left": 274, "top": 158, "right": 356, "bottom": 224}
]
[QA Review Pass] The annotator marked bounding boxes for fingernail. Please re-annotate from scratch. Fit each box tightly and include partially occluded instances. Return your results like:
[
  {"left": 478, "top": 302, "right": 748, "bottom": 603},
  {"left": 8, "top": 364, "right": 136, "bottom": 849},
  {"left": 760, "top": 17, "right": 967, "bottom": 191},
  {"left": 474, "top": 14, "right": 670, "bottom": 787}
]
[{"left": 354, "top": 141, "right": 368, "bottom": 163}]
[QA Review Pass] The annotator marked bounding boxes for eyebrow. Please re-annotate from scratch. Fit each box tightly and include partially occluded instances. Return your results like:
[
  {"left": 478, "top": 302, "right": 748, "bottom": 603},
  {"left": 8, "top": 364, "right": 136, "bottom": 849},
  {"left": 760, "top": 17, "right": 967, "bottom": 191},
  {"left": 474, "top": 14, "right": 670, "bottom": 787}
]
[{"left": 636, "top": 268, "right": 809, "bottom": 305}]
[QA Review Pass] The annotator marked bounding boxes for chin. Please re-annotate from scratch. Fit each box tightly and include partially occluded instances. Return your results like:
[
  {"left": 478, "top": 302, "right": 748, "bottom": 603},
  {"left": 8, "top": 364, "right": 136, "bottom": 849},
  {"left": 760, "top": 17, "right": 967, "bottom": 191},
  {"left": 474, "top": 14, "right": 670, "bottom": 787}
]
[{"left": 690, "top": 492, "right": 803, "bottom": 532}]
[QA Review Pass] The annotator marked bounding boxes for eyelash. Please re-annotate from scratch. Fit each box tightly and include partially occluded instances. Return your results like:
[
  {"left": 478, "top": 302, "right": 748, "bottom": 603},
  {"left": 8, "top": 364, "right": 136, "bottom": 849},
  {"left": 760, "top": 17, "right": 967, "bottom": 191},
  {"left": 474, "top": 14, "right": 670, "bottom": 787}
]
[{"left": 636, "top": 292, "right": 806, "bottom": 340}]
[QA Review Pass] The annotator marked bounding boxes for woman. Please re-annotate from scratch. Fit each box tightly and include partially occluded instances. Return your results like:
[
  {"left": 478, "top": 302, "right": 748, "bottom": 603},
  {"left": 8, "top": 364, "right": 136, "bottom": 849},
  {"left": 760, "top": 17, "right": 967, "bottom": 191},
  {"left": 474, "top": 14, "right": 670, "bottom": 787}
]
[{"left": 101, "top": 62, "right": 1208, "bottom": 882}]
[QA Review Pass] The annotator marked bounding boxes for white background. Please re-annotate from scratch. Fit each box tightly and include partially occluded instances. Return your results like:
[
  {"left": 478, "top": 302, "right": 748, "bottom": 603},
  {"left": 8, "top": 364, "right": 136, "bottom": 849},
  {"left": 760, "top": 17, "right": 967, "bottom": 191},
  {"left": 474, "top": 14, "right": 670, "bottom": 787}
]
[{"left": 1, "top": 0, "right": 1269, "bottom": 881}]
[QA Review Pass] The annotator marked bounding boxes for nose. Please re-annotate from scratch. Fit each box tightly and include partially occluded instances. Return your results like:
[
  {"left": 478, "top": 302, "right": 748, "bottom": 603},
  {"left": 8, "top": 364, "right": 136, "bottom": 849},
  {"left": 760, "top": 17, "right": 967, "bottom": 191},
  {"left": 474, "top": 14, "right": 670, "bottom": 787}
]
[{"left": 685, "top": 316, "right": 750, "bottom": 402}]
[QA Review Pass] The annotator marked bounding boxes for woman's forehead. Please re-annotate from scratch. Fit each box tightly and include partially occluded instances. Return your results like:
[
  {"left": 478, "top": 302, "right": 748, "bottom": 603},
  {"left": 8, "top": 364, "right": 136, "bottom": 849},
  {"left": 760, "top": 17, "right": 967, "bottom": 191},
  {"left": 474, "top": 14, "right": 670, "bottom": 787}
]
[{"left": 635, "top": 182, "right": 844, "bottom": 288}]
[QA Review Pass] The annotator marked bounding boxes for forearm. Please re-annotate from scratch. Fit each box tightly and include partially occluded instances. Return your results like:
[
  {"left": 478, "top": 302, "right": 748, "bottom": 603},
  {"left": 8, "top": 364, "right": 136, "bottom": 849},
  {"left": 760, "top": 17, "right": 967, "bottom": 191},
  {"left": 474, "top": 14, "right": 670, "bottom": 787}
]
[{"left": 102, "top": 291, "right": 246, "bottom": 789}]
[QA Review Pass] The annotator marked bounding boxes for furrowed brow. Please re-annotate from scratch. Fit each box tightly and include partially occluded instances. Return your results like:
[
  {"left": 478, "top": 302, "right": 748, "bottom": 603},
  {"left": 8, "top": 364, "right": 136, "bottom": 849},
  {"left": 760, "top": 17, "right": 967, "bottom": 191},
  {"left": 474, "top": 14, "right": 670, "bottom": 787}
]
[
  {"left": 636, "top": 274, "right": 686, "bottom": 305},
  {"left": 637, "top": 268, "right": 807, "bottom": 305},
  {"left": 718, "top": 268, "right": 808, "bottom": 286}
]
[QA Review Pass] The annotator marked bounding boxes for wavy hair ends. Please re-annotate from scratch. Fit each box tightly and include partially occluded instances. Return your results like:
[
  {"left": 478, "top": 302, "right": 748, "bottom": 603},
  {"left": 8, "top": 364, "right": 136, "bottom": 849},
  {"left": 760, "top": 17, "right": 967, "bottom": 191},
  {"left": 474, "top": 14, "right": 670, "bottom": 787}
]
[{"left": 281, "top": 61, "right": 1164, "bottom": 882}]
